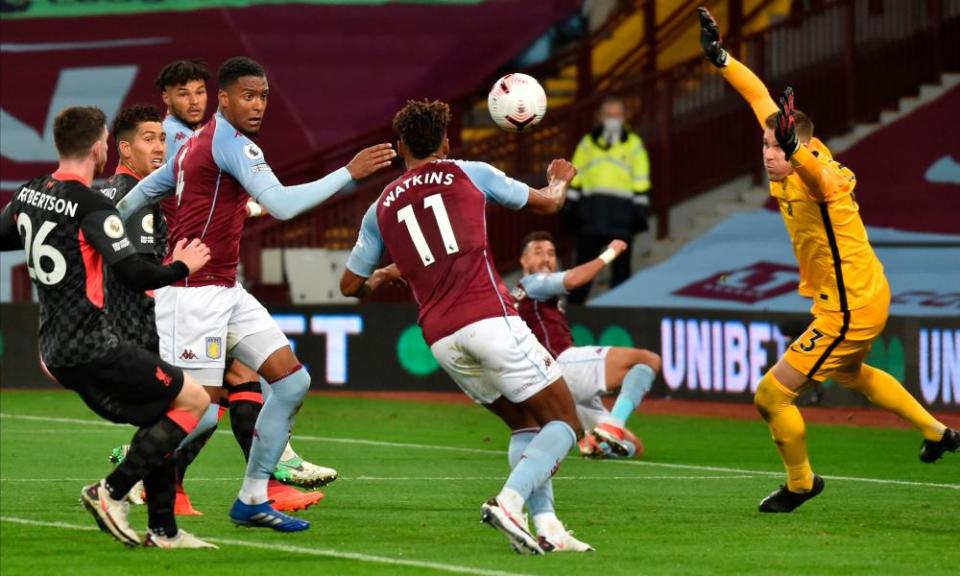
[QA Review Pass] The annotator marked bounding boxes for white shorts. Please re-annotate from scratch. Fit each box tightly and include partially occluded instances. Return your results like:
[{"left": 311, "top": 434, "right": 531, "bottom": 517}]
[
  {"left": 558, "top": 346, "right": 611, "bottom": 430},
  {"left": 430, "top": 316, "right": 562, "bottom": 405},
  {"left": 154, "top": 284, "right": 288, "bottom": 386}
]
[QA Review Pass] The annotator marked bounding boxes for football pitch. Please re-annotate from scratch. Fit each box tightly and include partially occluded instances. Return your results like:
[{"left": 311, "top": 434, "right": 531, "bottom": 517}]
[{"left": 1, "top": 390, "right": 957, "bottom": 575}]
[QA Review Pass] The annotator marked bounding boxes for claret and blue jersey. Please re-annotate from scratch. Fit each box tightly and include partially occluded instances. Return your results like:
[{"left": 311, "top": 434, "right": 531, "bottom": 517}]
[
  {"left": 347, "top": 159, "right": 530, "bottom": 345},
  {"left": 122, "top": 112, "right": 352, "bottom": 288}
]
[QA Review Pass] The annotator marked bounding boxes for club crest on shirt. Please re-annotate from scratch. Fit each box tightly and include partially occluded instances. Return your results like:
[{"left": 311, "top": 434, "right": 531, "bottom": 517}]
[
  {"left": 103, "top": 215, "right": 125, "bottom": 239},
  {"left": 141, "top": 213, "right": 154, "bottom": 234},
  {"left": 243, "top": 143, "right": 263, "bottom": 160},
  {"left": 206, "top": 336, "right": 223, "bottom": 360}
]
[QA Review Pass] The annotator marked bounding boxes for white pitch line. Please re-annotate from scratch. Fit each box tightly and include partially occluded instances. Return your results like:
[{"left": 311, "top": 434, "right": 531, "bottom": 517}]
[
  {"left": 3, "top": 412, "right": 957, "bottom": 490},
  {"left": 291, "top": 434, "right": 503, "bottom": 456},
  {"left": 0, "top": 475, "right": 756, "bottom": 483},
  {"left": 607, "top": 459, "right": 960, "bottom": 490},
  {"left": 0, "top": 516, "right": 534, "bottom": 576},
  {"left": 0, "top": 413, "right": 123, "bottom": 427}
]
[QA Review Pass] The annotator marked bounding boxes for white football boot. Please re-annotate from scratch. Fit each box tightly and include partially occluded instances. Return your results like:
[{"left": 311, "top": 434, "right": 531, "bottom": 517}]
[
  {"left": 143, "top": 528, "right": 218, "bottom": 549},
  {"left": 480, "top": 497, "right": 543, "bottom": 555},
  {"left": 80, "top": 480, "right": 140, "bottom": 546}
]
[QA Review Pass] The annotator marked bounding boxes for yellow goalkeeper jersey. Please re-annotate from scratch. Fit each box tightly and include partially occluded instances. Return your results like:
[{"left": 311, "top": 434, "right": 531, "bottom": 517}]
[{"left": 721, "top": 56, "right": 886, "bottom": 311}]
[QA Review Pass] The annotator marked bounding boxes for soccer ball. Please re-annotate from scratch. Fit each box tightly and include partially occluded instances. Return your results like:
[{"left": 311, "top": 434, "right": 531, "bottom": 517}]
[{"left": 487, "top": 73, "right": 547, "bottom": 133}]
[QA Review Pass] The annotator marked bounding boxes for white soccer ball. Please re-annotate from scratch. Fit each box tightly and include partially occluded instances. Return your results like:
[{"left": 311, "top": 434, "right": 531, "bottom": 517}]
[{"left": 487, "top": 73, "right": 547, "bottom": 133}]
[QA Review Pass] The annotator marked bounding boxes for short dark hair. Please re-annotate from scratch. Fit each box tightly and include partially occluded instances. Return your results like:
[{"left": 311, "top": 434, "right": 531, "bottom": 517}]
[
  {"left": 218, "top": 57, "right": 266, "bottom": 89},
  {"left": 53, "top": 106, "right": 107, "bottom": 158},
  {"left": 111, "top": 104, "right": 163, "bottom": 146},
  {"left": 520, "top": 231, "right": 555, "bottom": 255},
  {"left": 155, "top": 59, "right": 209, "bottom": 92},
  {"left": 392, "top": 99, "right": 451, "bottom": 159},
  {"left": 765, "top": 110, "right": 814, "bottom": 141}
]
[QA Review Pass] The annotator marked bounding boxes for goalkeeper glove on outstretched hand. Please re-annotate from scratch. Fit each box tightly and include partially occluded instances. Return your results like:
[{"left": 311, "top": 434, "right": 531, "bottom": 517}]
[
  {"left": 698, "top": 7, "right": 728, "bottom": 68},
  {"left": 775, "top": 87, "right": 800, "bottom": 159}
]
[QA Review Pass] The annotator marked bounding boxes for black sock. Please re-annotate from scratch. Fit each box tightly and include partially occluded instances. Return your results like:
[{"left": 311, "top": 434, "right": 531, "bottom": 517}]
[
  {"left": 174, "top": 425, "right": 217, "bottom": 485},
  {"left": 228, "top": 381, "right": 263, "bottom": 461},
  {"left": 105, "top": 415, "right": 192, "bottom": 500},
  {"left": 144, "top": 456, "right": 178, "bottom": 537}
]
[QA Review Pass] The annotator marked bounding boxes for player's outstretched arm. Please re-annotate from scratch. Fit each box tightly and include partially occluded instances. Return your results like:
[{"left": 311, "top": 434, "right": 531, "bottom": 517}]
[
  {"left": 698, "top": 6, "right": 777, "bottom": 127},
  {"left": 116, "top": 160, "right": 175, "bottom": 221},
  {"left": 562, "top": 239, "right": 628, "bottom": 291},
  {"left": 526, "top": 159, "right": 576, "bottom": 215},
  {"left": 242, "top": 143, "right": 395, "bottom": 221}
]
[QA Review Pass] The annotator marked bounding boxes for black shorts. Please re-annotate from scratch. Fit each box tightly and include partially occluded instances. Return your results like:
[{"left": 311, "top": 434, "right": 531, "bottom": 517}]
[{"left": 49, "top": 344, "right": 184, "bottom": 427}]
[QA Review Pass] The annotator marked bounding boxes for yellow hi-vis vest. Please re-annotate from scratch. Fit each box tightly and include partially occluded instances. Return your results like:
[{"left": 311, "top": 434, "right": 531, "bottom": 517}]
[{"left": 569, "top": 131, "right": 651, "bottom": 202}]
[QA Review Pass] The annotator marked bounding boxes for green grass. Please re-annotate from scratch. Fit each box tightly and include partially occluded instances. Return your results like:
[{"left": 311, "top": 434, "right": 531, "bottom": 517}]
[{"left": 1, "top": 390, "right": 957, "bottom": 575}]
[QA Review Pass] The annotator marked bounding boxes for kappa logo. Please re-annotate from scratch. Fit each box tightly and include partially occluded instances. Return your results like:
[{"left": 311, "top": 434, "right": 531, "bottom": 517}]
[
  {"left": 544, "top": 356, "right": 553, "bottom": 369},
  {"left": 180, "top": 349, "right": 198, "bottom": 360},
  {"left": 174, "top": 132, "right": 188, "bottom": 142},
  {"left": 155, "top": 366, "right": 173, "bottom": 387}
]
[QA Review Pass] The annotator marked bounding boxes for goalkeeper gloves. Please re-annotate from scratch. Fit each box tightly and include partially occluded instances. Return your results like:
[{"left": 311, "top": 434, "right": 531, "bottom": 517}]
[
  {"left": 775, "top": 87, "right": 800, "bottom": 159},
  {"left": 698, "top": 7, "right": 729, "bottom": 68}
]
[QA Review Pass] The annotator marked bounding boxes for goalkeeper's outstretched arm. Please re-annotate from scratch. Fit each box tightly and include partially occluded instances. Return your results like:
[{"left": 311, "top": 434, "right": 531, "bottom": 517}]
[{"left": 698, "top": 6, "right": 778, "bottom": 127}]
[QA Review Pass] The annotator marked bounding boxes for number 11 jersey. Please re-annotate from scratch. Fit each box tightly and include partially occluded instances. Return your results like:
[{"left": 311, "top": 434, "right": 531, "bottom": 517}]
[{"left": 347, "top": 160, "right": 529, "bottom": 345}]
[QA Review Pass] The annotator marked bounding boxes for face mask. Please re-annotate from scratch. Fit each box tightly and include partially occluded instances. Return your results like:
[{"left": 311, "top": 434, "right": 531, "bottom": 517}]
[{"left": 602, "top": 118, "right": 624, "bottom": 134}]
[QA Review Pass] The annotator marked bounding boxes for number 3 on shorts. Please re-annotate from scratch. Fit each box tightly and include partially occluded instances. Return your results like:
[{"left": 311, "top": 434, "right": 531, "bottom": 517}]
[{"left": 798, "top": 328, "right": 825, "bottom": 352}]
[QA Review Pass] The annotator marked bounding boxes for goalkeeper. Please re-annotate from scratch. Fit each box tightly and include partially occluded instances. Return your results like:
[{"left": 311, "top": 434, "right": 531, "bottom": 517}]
[{"left": 697, "top": 6, "right": 959, "bottom": 513}]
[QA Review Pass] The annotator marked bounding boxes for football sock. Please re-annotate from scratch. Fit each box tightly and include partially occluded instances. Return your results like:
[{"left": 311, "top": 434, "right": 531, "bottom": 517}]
[
  {"left": 835, "top": 364, "right": 946, "bottom": 441},
  {"left": 754, "top": 372, "right": 813, "bottom": 492},
  {"left": 228, "top": 382, "right": 264, "bottom": 461},
  {"left": 609, "top": 364, "right": 655, "bottom": 426},
  {"left": 175, "top": 425, "right": 217, "bottom": 485},
  {"left": 258, "top": 378, "right": 301, "bottom": 462},
  {"left": 144, "top": 456, "right": 178, "bottom": 538},
  {"left": 508, "top": 428, "right": 555, "bottom": 517},
  {"left": 105, "top": 410, "right": 198, "bottom": 500},
  {"left": 177, "top": 402, "right": 220, "bottom": 449},
  {"left": 239, "top": 366, "right": 310, "bottom": 504},
  {"left": 500, "top": 420, "right": 575, "bottom": 504}
]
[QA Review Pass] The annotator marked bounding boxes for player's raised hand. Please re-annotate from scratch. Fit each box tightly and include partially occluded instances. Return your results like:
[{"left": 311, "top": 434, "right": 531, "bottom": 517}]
[
  {"left": 172, "top": 238, "right": 211, "bottom": 274},
  {"left": 608, "top": 239, "right": 628, "bottom": 256},
  {"left": 546, "top": 159, "right": 576, "bottom": 184},
  {"left": 775, "top": 87, "right": 799, "bottom": 159},
  {"left": 698, "top": 7, "right": 728, "bottom": 68},
  {"left": 347, "top": 143, "right": 397, "bottom": 180}
]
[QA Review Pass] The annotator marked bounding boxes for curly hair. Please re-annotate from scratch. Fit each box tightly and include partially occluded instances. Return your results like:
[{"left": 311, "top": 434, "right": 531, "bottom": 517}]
[
  {"left": 392, "top": 99, "right": 451, "bottom": 159},
  {"left": 53, "top": 106, "right": 107, "bottom": 158},
  {"left": 111, "top": 104, "right": 163, "bottom": 144},
  {"left": 155, "top": 59, "right": 209, "bottom": 92}
]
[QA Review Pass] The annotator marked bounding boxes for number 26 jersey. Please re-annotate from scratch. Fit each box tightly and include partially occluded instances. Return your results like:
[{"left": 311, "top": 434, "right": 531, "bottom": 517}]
[{"left": 4, "top": 172, "right": 136, "bottom": 367}]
